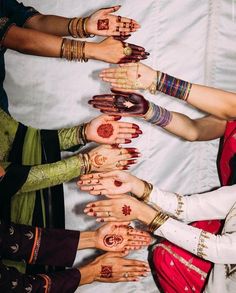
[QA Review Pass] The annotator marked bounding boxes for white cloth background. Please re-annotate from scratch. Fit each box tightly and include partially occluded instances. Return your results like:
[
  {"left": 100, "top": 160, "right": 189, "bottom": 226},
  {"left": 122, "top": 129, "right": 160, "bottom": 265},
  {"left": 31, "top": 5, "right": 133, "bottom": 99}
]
[{"left": 4, "top": 0, "right": 236, "bottom": 292}]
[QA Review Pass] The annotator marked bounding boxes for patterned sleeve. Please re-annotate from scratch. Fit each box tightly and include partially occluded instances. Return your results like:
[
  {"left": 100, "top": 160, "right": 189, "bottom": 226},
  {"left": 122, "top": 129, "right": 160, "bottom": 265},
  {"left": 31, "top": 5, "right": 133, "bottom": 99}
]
[
  {"left": 0, "top": 222, "right": 81, "bottom": 292},
  {"left": 0, "top": 0, "right": 39, "bottom": 42}
]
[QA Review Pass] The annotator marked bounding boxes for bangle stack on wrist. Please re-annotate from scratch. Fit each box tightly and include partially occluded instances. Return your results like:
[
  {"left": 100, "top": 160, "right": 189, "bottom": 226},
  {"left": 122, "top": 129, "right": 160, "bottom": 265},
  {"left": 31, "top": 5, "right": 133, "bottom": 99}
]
[
  {"left": 144, "top": 102, "right": 172, "bottom": 128},
  {"left": 156, "top": 71, "right": 192, "bottom": 101},
  {"left": 149, "top": 210, "right": 169, "bottom": 232},
  {"left": 60, "top": 39, "right": 88, "bottom": 62},
  {"left": 68, "top": 17, "right": 94, "bottom": 38},
  {"left": 139, "top": 180, "right": 153, "bottom": 202},
  {"left": 78, "top": 153, "right": 92, "bottom": 175},
  {"left": 77, "top": 123, "right": 89, "bottom": 145}
]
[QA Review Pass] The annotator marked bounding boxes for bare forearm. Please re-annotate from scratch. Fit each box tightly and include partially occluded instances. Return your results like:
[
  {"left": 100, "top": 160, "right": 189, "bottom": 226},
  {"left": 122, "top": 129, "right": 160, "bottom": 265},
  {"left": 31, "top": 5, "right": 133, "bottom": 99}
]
[
  {"left": 25, "top": 14, "right": 70, "bottom": 36},
  {"left": 189, "top": 84, "right": 236, "bottom": 120}
]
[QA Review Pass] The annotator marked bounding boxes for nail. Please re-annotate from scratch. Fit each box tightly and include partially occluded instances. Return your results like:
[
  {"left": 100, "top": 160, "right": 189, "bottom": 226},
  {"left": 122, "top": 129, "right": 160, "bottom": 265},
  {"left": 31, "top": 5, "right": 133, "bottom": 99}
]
[
  {"left": 89, "top": 208, "right": 93, "bottom": 212},
  {"left": 131, "top": 133, "right": 139, "bottom": 138},
  {"left": 123, "top": 166, "right": 129, "bottom": 170},
  {"left": 93, "top": 212, "right": 97, "bottom": 217},
  {"left": 125, "top": 139, "right": 131, "bottom": 143},
  {"left": 132, "top": 124, "right": 139, "bottom": 130},
  {"left": 113, "top": 115, "right": 121, "bottom": 121},
  {"left": 136, "top": 129, "right": 142, "bottom": 134}
]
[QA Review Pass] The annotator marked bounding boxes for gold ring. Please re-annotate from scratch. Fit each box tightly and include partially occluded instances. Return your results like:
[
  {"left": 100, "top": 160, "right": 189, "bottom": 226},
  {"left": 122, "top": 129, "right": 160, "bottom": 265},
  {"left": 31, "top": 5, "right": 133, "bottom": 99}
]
[
  {"left": 123, "top": 46, "right": 132, "bottom": 56},
  {"left": 107, "top": 211, "right": 111, "bottom": 217},
  {"left": 116, "top": 161, "right": 121, "bottom": 167},
  {"left": 124, "top": 272, "right": 129, "bottom": 278}
]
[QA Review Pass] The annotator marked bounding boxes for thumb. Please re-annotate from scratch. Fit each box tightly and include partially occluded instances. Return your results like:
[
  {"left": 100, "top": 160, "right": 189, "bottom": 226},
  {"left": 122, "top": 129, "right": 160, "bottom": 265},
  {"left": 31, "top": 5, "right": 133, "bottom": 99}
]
[{"left": 102, "top": 5, "right": 121, "bottom": 15}]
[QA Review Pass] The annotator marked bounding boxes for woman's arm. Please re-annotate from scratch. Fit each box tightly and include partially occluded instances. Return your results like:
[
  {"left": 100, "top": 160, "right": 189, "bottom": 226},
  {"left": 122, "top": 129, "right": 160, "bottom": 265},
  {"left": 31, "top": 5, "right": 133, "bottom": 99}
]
[{"left": 99, "top": 63, "right": 236, "bottom": 120}]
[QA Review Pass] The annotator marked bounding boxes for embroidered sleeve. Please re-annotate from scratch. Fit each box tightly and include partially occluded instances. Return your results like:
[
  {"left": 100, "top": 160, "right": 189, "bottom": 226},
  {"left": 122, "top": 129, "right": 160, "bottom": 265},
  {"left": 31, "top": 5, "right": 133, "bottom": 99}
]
[
  {"left": 19, "top": 155, "right": 86, "bottom": 194},
  {"left": 0, "top": 0, "right": 39, "bottom": 43},
  {"left": 58, "top": 124, "right": 88, "bottom": 151}
]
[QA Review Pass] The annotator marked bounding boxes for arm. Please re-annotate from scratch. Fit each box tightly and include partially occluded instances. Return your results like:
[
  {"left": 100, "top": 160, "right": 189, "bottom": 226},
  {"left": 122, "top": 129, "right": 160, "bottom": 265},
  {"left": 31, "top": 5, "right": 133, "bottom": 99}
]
[{"left": 99, "top": 63, "right": 236, "bottom": 120}]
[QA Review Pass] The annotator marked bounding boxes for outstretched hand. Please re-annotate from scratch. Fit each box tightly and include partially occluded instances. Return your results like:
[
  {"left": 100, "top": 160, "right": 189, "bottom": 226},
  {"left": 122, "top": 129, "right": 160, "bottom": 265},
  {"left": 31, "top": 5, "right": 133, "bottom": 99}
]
[{"left": 89, "top": 89, "right": 149, "bottom": 116}]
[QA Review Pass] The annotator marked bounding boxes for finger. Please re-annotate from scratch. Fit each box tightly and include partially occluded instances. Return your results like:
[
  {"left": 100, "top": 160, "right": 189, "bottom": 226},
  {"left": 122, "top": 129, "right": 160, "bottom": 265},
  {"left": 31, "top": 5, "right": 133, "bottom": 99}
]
[
  {"left": 117, "top": 133, "right": 138, "bottom": 140},
  {"left": 89, "top": 190, "right": 108, "bottom": 196},
  {"left": 127, "top": 240, "right": 150, "bottom": 246},
  {"left": 96, "top": 217, "right": 118, "bottom": 222},
  {"left": 102, "top": 5, "right": 121, "bottom": 15},
  {"left": 86, "top": 200, "right": 111, "bottom": 208},
  {"left": 79, "top": 173, "right": 97, "bottom": 180},
  {"left": 89, "top": 100, "right": 116, "bottom": 107},
  {"left": 78, "top": 178, "right": 101, "bottom": 185},
  {"left": 119, "top": 122, "right": 140, "bottom": 129},
  {"left": 128, "top": 229, "right": 151, "bottom": 237},
  {"left": 91, "top": 95, "right": 115, "bottom": 101},
  {"left": 100, "top": 67, "right": 127, "bottom": 75},
  {"left": 95, "top": 105, "right": 120, "bottom": 113},
  {"left": 103, "top": 114, "right": 122, "bottom": 121},
  {"left": 123, "top": 259, "right": 150, "bottom": 268},
  {"left": 128, "top": 44, "right": 145, "bottom": 51},
  {"left": 99, "top": 276, "right": 139, "bottom": 282},
  {"left": 100, "top": 72, "right": 127, "bottom": 79}
]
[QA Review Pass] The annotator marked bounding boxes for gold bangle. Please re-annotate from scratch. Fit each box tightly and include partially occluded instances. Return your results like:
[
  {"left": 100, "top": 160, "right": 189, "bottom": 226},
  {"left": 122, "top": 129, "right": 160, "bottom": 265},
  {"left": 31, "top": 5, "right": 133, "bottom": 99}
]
[
  {"left": 139, "top": 180, "right": 153, "bottom": 202},
  {"left": 149, "top": 210, "right": 169, "bottom": 233}
]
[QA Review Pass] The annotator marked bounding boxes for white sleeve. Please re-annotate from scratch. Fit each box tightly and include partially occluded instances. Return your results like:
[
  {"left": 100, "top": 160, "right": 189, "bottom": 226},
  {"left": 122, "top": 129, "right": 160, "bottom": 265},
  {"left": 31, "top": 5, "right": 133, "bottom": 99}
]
[
  {"left": 149, "top": 185, "right": 236, "bottom": 222},
  {"left": 155, "top": 218, "right": 236, "bottom": 264}
]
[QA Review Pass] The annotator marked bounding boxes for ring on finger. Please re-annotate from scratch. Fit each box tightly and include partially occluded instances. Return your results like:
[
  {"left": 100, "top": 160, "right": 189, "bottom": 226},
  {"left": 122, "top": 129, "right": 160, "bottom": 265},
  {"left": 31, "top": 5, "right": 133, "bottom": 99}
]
[
  {"left": 107, "top": 211, "right": 111, "bottom": 217},
  {"left": 123, "top": 46, "right": 132, "bottom": 56},
  {"left": 116, "top": 161, "right": 121, "bottom": 167},
  {"left": 123, "top": 272, "right": 129, "bottom": 278}
]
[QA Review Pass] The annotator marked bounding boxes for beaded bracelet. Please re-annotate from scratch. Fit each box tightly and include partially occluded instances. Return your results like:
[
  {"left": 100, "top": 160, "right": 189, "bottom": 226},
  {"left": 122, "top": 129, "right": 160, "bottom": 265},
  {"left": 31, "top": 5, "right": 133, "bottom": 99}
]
[
  {"left": 156, "top": 71, "right": 192, "bottom": 101},
  {"left": 149, "top": 210, "right": 169, "bottom": 232},
  {"left": 60, "top": 38, "right": 88, "bottom": 62},
  {"left": 144, "top": 102, "right": 173, "bottom": 128},
  {"left": 68, "top": 17, "right": 94, "bottom": 38}
]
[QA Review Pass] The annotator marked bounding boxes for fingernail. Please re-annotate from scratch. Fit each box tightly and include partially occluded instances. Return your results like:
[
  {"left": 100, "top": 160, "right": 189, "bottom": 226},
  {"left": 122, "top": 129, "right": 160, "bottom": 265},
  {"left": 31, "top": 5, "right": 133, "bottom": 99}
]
[
  {"left": 93, "top": 212, "right": 97, "bottom": 217},
  {"left": 89, "top": 208, "right": 93, "bottom": 212},
  {"left": 132, "top": 124, "right": 139, "bottom": 130},
  {"left": 125, "top": 139, "right": 131, "bottom": 143},
  {"left": 123, "top": 166, "right": 129, "bottom": 170},
  {"left": 92, "top": 204, "right": 96, "bottom": 207},
  {"left": 145, "top": 52, "right": 150, "bottom": 56},
  {"left": 136, "top": 129, "right": 142, "bottom": 134},
  {"left": 131, "top": 133, "right": 139, "bottom": 138}
]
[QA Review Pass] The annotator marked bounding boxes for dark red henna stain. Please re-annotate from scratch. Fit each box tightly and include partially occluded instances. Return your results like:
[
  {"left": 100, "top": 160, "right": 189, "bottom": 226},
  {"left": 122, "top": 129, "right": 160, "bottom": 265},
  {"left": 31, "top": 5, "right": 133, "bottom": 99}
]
[
  {"left": 97, "top": 123, "right": 114, "bottom": 138},
  {"left": 114, "top": 180, "right": 122, "bottom": 187},
  {"left": 122, "top": 205, "right": 132, "bottom": 216},
  {"left": 117, "top": 15, "right": 121, "bottom": 22},
  {"left": 97, "top": 19, "right": 109, "bottom": 30},
  {"left": 101, "top": 265, "right": 112, "bottom": 278},
  {"left": 103, "top": 234, "right": 124, "bottom": 247}
]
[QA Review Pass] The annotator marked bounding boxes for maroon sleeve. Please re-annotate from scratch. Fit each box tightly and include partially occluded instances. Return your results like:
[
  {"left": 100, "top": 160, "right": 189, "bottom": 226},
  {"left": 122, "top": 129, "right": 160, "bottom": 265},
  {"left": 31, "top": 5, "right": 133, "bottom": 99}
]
[
  {"left": 0, "top": 262, "right": 81, "bottom": 292},
  {"left": 0, "top": 223, "right": 80, "bottom": 267}
]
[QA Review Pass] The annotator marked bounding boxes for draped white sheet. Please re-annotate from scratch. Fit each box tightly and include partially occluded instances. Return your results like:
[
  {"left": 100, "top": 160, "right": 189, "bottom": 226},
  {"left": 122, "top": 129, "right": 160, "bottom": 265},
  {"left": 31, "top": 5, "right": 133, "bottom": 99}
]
[{"left": 4, "top": 1, "right": 236, "bottom": 292}]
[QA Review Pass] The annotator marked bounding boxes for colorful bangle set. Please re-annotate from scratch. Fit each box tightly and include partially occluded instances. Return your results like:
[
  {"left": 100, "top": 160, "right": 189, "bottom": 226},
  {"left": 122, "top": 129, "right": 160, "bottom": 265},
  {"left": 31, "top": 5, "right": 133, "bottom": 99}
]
[
  {"left": 156, "top": 71, "right": 192, "bottom": 101},
  {"left": 68, "top": 17, "right": 93, "bottom": 38},
  {"left": 60, "top": 39, "right": 88, "bottom": 62},
  {"left": 144, "top": 102, "right": 173, "bottom": 128}
]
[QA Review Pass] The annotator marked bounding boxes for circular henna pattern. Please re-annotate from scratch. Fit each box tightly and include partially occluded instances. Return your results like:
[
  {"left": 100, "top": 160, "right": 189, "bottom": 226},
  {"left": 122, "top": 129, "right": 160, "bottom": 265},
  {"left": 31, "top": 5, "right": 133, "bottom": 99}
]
[
  {"left": 114, "top": 180, "right": 122, "bottom": 187},
  {"left": 97, "top": 123, "right": 114, "bottom": 138},
  {"left": 103, "top": 234, "right": 124, "bottom": 247}
]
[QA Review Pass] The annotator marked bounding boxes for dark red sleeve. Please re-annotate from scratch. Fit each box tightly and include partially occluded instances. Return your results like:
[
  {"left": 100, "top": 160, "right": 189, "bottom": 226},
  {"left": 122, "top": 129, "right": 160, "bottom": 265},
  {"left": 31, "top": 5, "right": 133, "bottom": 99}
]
[{"left": 0, "top": 223, "right": 80, "bottom": 267}]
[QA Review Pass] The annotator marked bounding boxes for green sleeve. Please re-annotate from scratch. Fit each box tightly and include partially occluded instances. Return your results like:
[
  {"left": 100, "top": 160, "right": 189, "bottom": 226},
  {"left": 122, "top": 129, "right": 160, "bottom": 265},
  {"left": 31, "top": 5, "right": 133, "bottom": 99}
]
[
  {"left": 0, "top": 109, "right": 19, "bottom": 161},
  {"left": 58, "top": 124, "right": 88, "bottom": 151},
  {"left": 19, "top": 155, "right": 86, "bottom": 193}
]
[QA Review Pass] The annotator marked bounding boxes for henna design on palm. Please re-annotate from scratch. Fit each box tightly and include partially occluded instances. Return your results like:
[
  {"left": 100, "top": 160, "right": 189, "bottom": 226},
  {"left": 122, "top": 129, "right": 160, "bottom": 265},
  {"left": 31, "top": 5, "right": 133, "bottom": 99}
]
[
  {"left": 103, "top": 234, "right": 124, "bottom": 247},
  {"left": 98, "top": 19, "right": 109, "bottom": 30}
]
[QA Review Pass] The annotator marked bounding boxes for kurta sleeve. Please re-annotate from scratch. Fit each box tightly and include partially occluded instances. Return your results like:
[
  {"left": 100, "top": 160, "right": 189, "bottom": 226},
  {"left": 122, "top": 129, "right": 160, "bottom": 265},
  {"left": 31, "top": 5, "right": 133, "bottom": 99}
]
[
  {"left": 18, "top": 155, "right": 86, "bottom": 193},
  {"left": 0, "top": 222, "right": 81, "bottom": 292},
  {"left": 149, "top": 185, "right": 236, "bottom": 222},
  {"left": 0, "top": 0, "right": 39, "bottom": 43},
  {"left": 155, "top": 218, "right": 236, "bottom": 264}
]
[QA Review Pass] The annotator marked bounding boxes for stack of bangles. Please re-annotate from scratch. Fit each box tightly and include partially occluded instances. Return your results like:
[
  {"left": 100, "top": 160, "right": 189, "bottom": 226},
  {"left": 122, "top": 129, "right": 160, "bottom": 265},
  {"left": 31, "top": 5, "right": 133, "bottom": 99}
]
[
  {"left": 149, "top": 209, "right": 169, "bottom": 232},
  {"left": 78, "top": 153, "right": 92, "bottom": 175},
  {"left": 144, "top": 102, "right": 173, "bottom": 128},
  {"left": 148, "top": 71, "right": 192, "bottom": 102},
  {"left": 138, "top": 180, "right": 153, "bottom": 202},
  {"left": 77, "top": 123, "right": 89, "bottom": 145},
  {"left": 68, "top": 17, "right": 93, "bottom": 38},
  {"left": 60, "top": 39, "right": 88, "bottom": 62}
]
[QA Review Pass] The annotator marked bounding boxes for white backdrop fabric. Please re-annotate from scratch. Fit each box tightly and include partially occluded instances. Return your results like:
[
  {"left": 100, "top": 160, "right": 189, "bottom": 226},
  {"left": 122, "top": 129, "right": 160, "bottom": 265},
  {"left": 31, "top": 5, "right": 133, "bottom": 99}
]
[{"left": 4, "top": 1, "right": 236, "bottom": 292}]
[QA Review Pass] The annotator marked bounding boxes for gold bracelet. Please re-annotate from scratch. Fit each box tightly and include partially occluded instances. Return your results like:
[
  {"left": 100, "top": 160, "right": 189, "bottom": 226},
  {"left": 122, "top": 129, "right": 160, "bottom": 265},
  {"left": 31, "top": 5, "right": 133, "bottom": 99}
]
[
  {"left": 149, "top": 210, "right": 169, "bottom": 232},
  {"left": 147, "top": 71, "right": 158, "bottom": 95},
  {"left": 139, "top": 180, "right": 153, "bottom": 202}
]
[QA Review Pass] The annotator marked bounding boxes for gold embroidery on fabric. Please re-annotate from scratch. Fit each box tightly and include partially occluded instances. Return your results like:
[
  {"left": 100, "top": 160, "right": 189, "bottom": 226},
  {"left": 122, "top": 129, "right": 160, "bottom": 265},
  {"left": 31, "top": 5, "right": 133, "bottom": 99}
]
[
  {"left": 197, "top": 230, "right": 210, "bottom": 258},
  {"left": 155, "top": 243, "right": 207, "bottom": 278},
  {"left": 58, "top": 126, "right": 79, "bottom": 150},
  {"left": 175, "top": 193, "right": 184, "bottom": 217},
  {"left": 32, "top": 228, "right": 42, "bottom": 264},
  {"left": 20, "top": 156, "right": 83, "bottom": 193}
]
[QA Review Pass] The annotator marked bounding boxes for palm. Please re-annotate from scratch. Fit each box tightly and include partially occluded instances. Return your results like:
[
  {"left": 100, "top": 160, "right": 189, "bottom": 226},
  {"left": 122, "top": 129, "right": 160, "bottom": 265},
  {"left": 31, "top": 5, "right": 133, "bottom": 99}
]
[
  {"left": 89, "top": 14, "right": 120, "bottom": 36},
  {"left": 100, "top": 177, "right": 132, "bottom": 195}
]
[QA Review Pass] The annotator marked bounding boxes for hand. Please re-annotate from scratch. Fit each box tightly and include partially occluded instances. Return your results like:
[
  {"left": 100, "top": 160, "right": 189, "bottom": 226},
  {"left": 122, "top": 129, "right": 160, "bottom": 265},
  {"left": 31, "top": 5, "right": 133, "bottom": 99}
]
[
  {"left": 84, "top": 194, "right": 156, "bottom": 224},
  {"left": 78, "top": 170, "right": 144, "bottom": 197},
  {"left": 79, "top": 251, "right": 150, "bottom": 284},
  {"left": 86, "top": 6, "right": 140, "bottom": 37},
  {"left": 95, "top": 222, "right": 151, "bottom": 251},
  {"left": 86, "top": 37, "right": 149, "bottom": 64},
  {"left": 0, "top": 165, "right": 5, "bottom": 177},
  {"left": 89, "top": 89, "right": 149, "bottom": 116},
  {"left": 100, "top": 62, "right": 156, "bottom": 91},
  {"left": 85, "top": 114, "right": 142, "bottom": 145},
  {"left": 88, "top": 145, "right": 140, "bottom": 172}
]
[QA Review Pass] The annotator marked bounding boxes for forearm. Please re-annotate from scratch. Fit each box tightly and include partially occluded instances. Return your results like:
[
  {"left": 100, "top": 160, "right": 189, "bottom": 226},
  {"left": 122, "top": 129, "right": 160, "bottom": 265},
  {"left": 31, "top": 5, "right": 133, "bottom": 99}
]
[
  {"left": 25, "top": 14, "right": 70, "bottom": 36},
  {"left": 189, "top": 84, "right": 236, "bottom": 120},
  {"left": 78, "top": 231, "right": 96, "bottom": 250},
  {"left": 19, "top": 155, "right": 85, "bottom": 193}
]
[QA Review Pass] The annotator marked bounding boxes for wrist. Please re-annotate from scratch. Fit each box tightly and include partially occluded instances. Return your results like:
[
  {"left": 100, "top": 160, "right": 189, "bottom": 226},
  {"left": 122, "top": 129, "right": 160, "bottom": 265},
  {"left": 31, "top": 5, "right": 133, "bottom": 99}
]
[
  {"left": 138, "top": 204, "right": 157, "bottom": 225},
  {"left": 79, "top": 264, "right": 96, "bottom": 285},
  {"left": 78, "top": 231, "right": 96, "bottom": 250},
  {"left": 131, "top": 177, "right": 145, "bottom": 198},
  {"left": 84, "top": 42, "right": 98, "bottom": 60}
]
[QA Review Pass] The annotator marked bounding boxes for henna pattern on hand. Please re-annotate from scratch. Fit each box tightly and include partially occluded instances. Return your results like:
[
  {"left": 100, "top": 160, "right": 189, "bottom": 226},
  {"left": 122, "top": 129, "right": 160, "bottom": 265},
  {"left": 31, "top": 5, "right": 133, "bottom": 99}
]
[
  {"left": 103, "top": 234, "right": 124, "bottom": 247},
  {"left": 97, "top": 19, "right": 109, "bottom": 30},
  {"left": 122, "top": 205, "right": 132, "bottom": 216},
  {"left": 97, "top": 123, "right": 114, "bottom": 138},
  {"left": 91, "top": 153, "right": 108, "bottom": 169},
  {"left": 114, "top": 180, "right": 122, "bottom": 187},
  {"left": 101, "top": 265, "right": 112, "bottom": 278}
]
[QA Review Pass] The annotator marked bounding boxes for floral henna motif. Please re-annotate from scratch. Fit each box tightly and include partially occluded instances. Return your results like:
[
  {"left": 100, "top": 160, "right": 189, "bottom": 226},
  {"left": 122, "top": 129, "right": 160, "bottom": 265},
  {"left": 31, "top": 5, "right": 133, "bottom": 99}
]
[
  {"left": 114, "top": 180, "right": 122, "bottom": 187},
  {"left": 97, "top": 123, "right": 114, "bottom": 138},
  {"left": 97, "top": 19, "right": 109, "bottom": 30},
  {"left": 103, "top": 234, "right": 124, "bottom": 248},
  {"left": 101, "top": 265, "right": 112, "bottom": 278},
  {"left": 91, "top": 153, "right": 108, "bottom": 169},
  {"left": 122, "top": 205, "right": 132, "bottom": 216}
]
